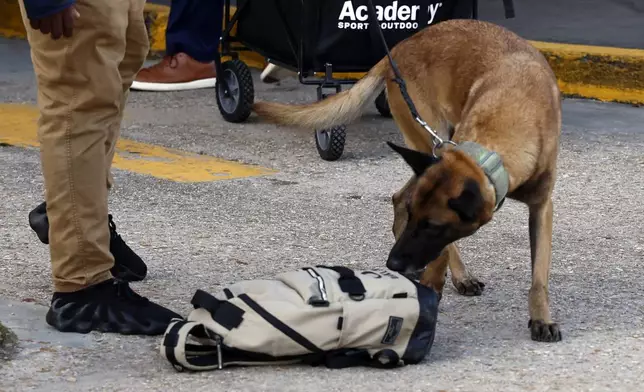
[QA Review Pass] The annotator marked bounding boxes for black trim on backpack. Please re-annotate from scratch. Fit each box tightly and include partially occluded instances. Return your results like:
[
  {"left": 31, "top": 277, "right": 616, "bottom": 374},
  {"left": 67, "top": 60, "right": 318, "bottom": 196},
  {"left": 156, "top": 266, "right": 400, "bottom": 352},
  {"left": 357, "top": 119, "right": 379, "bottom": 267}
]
[
  {"left": 191, "top": 289, "right": 245, "bottom": 331},
  {"left": 163, "top": 321, "right": 186, "bottom": 369},
  {"left": 401, "top": 280, "right": 440, "bottom": 364},
  {"left": 191, "top": 289, "right": 221, "bottom": 313},
  {"left": 213, "top": 302, "right": 245, "bottom": 330},
  {"left": 237, "top": 293, "right": 323, "bottom": 354},
  {"left": 223, "top": 288, "right": 234, "bottom": 299},
  {"left": 307, "top": 348, "right": 401, "bottom": 370},
  {"left": 221, "top": 344, "right": 319, "bottom": 364},
  {"left": 316, "top": 265, "right": 366, "bottom": 300},
  {"left": 315, "top": 349, "right": 374, "bottom": 369}
]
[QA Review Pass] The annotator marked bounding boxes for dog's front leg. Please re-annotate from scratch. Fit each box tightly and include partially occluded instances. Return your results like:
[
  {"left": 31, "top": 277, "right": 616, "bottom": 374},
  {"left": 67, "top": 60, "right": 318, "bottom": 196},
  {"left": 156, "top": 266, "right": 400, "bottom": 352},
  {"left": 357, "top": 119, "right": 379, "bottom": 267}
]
[
  {"left": 419, "top": 244, "right": 454, "bottom": 296},
  {"left": 528, "top": 199, "right": 562, "bottom": 342},
  {"left": 448, "top": 244, "right": 485, "bottom": 296}
]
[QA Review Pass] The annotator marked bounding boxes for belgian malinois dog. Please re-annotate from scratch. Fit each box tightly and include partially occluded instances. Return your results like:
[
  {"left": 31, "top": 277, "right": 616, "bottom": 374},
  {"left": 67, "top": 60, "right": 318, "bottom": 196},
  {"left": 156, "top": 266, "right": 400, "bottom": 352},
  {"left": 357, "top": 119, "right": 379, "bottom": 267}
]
[{"left": 252, "top": 19, "right": 562, "bottom": 342}]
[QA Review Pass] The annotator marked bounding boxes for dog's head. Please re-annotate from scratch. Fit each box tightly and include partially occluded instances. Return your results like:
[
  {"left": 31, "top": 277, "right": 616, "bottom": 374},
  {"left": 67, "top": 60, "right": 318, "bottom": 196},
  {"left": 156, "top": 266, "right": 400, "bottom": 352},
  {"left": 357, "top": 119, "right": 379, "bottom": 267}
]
[{"left": 386, "top": 142, "right": 496, "bottom": 277}]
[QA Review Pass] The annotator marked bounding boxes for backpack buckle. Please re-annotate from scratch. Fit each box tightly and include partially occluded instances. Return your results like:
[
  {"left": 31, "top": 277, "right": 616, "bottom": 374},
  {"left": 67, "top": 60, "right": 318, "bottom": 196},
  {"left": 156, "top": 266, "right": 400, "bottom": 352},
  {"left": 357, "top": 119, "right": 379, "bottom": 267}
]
[
  {"left": 337, "top": 276, "right": 366, "bottom": 301},
  {"left": 215, "top": 335, "right": 223, "bottom": 370},
  {"left": 317, "top": 266, "right": 367, "bottom": 301},
  {"left": 205, "top": 329, "right": 225, "bottom": 370}
]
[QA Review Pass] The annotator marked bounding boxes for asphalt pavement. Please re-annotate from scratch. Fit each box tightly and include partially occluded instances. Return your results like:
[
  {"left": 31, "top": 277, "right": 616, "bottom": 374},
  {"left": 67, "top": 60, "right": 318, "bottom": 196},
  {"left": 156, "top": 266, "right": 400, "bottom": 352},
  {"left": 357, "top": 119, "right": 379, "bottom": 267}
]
[
  {"left": 1, "top": 37, "right": 644, "bottom": 391},
  {"left": 478, "top": 0, "right": 644, "bottom": 49}
]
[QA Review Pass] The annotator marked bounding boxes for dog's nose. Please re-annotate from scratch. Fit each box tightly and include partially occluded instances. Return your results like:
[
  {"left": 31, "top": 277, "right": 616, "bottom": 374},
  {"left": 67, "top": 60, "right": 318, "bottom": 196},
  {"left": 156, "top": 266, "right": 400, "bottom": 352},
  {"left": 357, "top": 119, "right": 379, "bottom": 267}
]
[{"left": 386, "top": 257, "right": 406, "bottom": 272}]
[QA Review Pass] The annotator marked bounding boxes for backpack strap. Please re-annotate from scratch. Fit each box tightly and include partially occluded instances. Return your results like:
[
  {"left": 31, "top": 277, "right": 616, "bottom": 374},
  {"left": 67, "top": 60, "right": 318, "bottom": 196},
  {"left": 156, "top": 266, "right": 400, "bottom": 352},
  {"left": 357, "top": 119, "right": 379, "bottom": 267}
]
[
  {"left": 161, "top": 319, "right": 225, "bottom": 372},
  {"left": 303, "top": 348, "right": 401, "bottom": 369},
  {"left": 191, "top": 289, "right": 245, "bottom": 331},
  {"left": 316, "top": 266, "right": 367, "bottom": 300},
  {"left": 237, "top": 294, "right": 324, "bottom": 354}
]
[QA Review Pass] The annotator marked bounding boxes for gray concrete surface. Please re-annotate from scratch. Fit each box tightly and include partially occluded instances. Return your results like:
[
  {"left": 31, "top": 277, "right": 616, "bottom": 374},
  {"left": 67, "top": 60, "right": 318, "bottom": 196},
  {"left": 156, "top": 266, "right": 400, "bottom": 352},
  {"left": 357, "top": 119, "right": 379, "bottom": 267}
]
[
  {"left": 150, "top": 0, "right": 644, "bottom": 49},
  {"left": 1, "top": 37, "right": 644, "bottom": 391}
]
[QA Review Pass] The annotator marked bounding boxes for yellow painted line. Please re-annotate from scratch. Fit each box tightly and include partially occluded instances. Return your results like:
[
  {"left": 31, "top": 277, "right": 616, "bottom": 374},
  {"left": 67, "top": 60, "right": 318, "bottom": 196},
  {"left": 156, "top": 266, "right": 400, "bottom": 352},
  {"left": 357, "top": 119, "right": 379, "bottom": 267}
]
[
  {"left": 0, "top": 103, "right": 277, "bottom": 182},
  {"left": 555, "top": 81, "right": 644, "bottom": 104},
  {"left": 529, "top": 41, "right": 644, "bottom": 58}
]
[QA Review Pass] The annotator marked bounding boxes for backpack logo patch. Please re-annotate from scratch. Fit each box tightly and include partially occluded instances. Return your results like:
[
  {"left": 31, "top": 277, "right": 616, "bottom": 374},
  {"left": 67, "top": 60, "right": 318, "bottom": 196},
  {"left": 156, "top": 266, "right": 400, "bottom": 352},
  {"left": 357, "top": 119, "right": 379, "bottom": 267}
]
[{"left": 381, "top": 316, "right": 404, "bottom": 345}]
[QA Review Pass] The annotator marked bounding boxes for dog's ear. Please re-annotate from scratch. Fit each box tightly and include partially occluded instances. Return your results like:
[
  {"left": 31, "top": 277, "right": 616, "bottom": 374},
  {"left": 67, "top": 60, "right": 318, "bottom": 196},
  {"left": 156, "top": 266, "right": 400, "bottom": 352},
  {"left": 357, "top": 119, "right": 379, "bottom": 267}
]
[
  {"left": 448, "top": 180, "right": 483, "bottom": 222},
  {"left": 387, "top": 141, "right": 439, "bottom": 177}
]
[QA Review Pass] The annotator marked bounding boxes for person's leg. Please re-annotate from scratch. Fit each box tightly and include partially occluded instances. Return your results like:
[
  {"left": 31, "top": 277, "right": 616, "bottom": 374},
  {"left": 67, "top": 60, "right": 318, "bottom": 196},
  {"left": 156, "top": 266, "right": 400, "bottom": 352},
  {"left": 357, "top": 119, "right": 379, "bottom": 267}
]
[
  {"left": 105, "top": 0, "right": 149, "bottom": 190},
  {"left": 20, "top": 0, "right": 180, "bottom": 334},
  {"left": 21, "top": 0, "right": 119, "bottom": 293},
  {"left": 27, "top": 0, "right": 151, "bottom": 282},
  {"left": 260, "top": 62, "right": 297, "bottom": 84},
  {"left": 102, "top": 0, "right": 153, "bottom": 280},
  {"left": 131, "top": 0, "right": 223, "bottom": 91}
]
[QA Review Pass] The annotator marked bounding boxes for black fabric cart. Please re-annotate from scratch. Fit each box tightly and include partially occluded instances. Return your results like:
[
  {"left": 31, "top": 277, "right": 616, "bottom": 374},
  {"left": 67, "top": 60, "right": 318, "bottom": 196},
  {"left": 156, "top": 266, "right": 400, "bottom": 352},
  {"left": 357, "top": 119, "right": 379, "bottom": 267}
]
[{"left": 214, "top": 0, "right": 514, "bottom": 161}]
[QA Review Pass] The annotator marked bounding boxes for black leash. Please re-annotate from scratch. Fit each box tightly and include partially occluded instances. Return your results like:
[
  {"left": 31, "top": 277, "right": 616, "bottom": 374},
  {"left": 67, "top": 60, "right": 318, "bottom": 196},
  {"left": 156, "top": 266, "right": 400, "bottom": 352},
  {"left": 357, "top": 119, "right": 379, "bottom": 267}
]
[
  {"left": 365, "top": 0, "right": 421, "bottom": 124},
  {"left": 365, "top": 0, "right": 454, "bottom": 155}
]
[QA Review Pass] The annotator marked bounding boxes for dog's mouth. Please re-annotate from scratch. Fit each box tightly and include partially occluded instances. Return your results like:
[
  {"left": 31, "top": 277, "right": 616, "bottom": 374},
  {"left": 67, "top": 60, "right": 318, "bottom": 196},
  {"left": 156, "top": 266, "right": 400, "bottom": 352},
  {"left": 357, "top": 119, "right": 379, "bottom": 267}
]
[{"left": 402, "top": 266, "right": 427, "bottom": 281}]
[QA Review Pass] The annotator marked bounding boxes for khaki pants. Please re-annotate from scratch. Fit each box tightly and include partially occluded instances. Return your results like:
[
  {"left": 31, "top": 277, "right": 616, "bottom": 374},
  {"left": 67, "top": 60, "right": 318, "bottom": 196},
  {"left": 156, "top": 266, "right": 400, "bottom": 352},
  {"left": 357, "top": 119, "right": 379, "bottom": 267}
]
[{"left": 19, "top": 0, "right": 149, "bottom": 292}]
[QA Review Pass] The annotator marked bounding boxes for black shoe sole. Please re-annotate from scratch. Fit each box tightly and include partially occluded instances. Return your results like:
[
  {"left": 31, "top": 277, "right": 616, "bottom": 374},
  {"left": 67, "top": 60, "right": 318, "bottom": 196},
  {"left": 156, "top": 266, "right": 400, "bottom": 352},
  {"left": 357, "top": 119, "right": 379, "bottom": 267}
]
[
  {"left": 46, "top": 280, "right": 182, "bottom": 336},
  {"left": 46, "top": 309, "right": 174, "bottom": 335}
]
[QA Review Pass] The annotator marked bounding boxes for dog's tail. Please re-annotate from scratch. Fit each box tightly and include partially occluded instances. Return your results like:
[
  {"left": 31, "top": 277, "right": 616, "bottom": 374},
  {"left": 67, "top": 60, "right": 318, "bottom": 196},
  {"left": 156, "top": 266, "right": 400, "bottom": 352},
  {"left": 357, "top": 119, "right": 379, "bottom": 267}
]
[{"left": 252, "top": 58, "right": 389, "bottom": 130}]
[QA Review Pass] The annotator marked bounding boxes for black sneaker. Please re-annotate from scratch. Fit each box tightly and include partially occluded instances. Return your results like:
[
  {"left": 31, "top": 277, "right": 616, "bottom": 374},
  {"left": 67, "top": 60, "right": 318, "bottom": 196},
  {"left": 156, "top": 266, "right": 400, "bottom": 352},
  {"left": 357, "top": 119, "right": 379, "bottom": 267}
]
[
  {"left": 28, "top": 202, "right": 148, "bottom": 282},
  {"left": 46, "top": 278, "right": 182, "bottom": 335}
]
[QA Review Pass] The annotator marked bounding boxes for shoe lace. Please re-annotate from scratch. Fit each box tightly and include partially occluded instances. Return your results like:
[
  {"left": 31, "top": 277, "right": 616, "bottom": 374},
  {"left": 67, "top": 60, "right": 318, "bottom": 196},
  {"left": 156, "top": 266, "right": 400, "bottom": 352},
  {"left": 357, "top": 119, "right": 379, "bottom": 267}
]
[{"left": 147, "top": 55, "right": 179, "bottom": 71}]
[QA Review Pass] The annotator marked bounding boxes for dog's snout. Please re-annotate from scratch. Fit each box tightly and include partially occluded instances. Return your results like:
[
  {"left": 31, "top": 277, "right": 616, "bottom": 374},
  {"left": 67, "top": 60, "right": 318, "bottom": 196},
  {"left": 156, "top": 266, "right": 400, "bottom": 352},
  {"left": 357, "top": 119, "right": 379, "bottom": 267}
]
[{"left": 386, "top": 256, "right": 406, "bottom": 272}]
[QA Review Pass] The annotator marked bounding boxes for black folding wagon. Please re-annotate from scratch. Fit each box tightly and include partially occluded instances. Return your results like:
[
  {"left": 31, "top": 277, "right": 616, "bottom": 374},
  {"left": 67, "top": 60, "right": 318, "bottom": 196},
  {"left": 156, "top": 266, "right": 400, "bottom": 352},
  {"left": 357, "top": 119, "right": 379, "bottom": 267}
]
[{"left": 213, "top": 0, "right": 514, "bottom": 161}]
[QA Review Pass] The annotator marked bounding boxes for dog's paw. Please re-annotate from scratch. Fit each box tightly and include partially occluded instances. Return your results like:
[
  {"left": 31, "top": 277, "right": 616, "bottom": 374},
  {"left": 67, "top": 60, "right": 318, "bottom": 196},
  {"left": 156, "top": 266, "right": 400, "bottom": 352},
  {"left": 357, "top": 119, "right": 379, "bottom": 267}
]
[
  {"left": 453, "top": 277, "right": 485, "bottom": 296},
  {"left": 529, "top": 319, "right": 562, "bottom": 342}
]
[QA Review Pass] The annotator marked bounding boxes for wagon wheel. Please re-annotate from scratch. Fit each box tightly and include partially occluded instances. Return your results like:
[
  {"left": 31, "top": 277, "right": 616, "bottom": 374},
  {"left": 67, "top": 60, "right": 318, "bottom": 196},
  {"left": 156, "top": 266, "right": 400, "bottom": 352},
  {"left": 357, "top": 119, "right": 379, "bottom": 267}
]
[
  {"left": 315, "top": 125, "right": 346, "bottom": 161},
  {"left": 375, "top": 91, "right": 392, "bottom": 118},
  {"left": 216, "top": 59, "right": 254, "bottom": 123}
]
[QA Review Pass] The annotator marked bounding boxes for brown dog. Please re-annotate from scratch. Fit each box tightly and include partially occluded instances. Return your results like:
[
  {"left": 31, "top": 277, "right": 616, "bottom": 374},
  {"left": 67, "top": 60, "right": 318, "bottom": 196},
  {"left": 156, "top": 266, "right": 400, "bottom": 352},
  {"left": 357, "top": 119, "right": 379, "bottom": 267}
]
[{"left": 252, "top": 19, "right": 562, "bottom": 342}]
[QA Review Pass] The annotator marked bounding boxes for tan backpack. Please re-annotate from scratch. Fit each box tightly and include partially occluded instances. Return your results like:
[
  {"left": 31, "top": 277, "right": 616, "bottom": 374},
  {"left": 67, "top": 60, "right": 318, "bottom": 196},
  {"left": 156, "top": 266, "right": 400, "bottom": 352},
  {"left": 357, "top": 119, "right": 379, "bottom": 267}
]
[{"left": 159, "top": 265, "right": 440, "bottom": 371}]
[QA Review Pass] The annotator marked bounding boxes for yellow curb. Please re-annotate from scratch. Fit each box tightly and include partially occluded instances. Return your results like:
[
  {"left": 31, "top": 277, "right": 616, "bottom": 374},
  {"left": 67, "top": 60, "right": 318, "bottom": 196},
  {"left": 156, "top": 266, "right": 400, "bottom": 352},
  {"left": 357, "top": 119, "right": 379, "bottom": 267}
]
[
  {"left": 0, "top": 103, "right": 277, "bottom": 183},
  {"left": 531, "top": 41, "right": 644, "bottom": 104},
  {"left": 314, "top": 41, "right": 644, "bottom": 105},
  {"left": 0, "top": 0, "right": 27, "bottom": 38},
  {"left": 143, "top": 3, "right": 169, "bottom": 54},
  {"left": 2, "top": 1, "right": 643, "bottom": 105}
]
